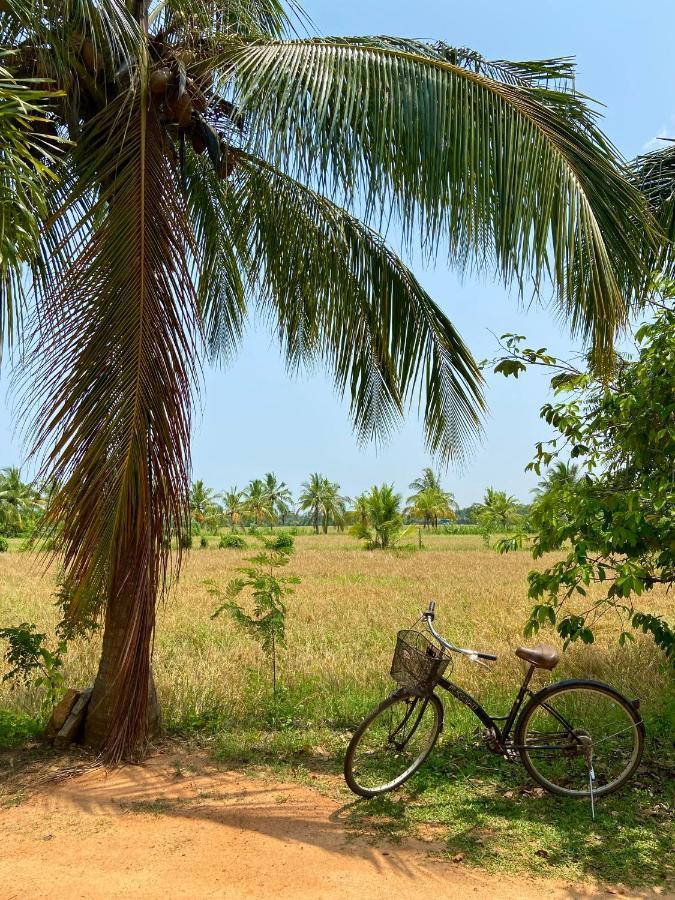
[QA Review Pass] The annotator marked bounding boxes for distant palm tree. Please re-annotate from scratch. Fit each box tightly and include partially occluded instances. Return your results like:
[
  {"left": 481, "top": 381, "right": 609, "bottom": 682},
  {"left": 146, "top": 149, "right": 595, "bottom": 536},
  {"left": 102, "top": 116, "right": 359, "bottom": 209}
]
[
  {"left": 222, "top": 487, "right": 245, "bottom": 532},
  {"left": 351, "top": 484, "right": 405, "bottom": 549},
  {"left": 262, "top": 473, "right": 293, "bottom": 527},
  {"left": 189, "top": 480, "right": 217, "bottom": 526},
  {"left": 321, "top": 481, "right": 348, "bottom": 534},
  {"left": 0, "top": 466, "right": 43, "bottom": 532},
  {"left": 245, "top": 478, "right": 274, "bottom": 526},
  {"left": 1, "top": 0, "right": 654, "bottom": 760},
  {"left": 407, "top": 468, "right": 455, "bottom": 528},
  {"left": 298, "top": 473, "right": 326, "bottom": 534},
  {"left": 532, "top": 462, "right": 581, "bottom": 499},
  {"left": 475, "top": 488, "right": 521, "bottom": 538},
  {"left": 406, "top": 486, "right": 455, "bottom": 529},
  {"left": 353, "top": 493, "right": 369, "bottom": 529},
  {"left": 408, "top": 468, "right": 443, "bottom": 495}
]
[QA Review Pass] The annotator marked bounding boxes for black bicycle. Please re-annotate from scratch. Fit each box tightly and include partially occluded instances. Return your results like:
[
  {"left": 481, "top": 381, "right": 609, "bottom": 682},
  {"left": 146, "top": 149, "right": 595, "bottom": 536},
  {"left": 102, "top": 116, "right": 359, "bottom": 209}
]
[{"left": 344, "top": 602, "right": 644, "bottom": 814}]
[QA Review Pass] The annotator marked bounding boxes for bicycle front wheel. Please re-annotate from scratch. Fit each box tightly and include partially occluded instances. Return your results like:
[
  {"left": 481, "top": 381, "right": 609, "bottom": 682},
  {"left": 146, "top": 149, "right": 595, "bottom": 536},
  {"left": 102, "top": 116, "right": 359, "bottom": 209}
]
[
  {"left": 344, "top": 691, "right": 443, "bottom": 798},
  {"left": 516, "top": 680, "right": 644, "bottom": 798}
]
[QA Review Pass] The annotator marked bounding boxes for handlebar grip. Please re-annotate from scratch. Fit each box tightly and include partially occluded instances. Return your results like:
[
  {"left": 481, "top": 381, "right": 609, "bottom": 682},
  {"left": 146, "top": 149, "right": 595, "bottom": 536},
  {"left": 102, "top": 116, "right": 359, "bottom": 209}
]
[{"left": 477, "top": 652, "right": 498, "bottom": 661}]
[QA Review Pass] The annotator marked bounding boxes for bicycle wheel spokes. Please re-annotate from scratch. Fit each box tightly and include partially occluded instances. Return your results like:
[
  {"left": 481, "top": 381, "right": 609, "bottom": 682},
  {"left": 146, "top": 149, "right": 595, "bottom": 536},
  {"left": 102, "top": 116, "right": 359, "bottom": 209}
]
[
  {"left": 520, "top": 686, "right": 641, "bottom": 797},
  {"left": 348, "top": 695, "right": 440, "bottom": 794}
]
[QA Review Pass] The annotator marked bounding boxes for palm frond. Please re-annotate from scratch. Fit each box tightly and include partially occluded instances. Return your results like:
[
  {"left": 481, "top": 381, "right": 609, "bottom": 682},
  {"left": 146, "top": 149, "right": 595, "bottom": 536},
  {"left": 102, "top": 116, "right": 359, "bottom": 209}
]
[
  {"left": 227, "top": 39, "right": 655, "bottom": 364},
  {"left": 25, "top": 85, "right": 198, "bottom": 759},
  {"left": 148, "top": 0, "right": 306, "bottom": 41},
  {"left": 183, "top": 152, "right": 248, "bottom": 362},
  {"left": 0, "top": 57, "right": 61, "bottom": 348},
  {"left": 201, "top": 152, "right": 484, "bottom": 462},
  {"left": 633, "top": 142, "right": 675, "bottom": 276}
]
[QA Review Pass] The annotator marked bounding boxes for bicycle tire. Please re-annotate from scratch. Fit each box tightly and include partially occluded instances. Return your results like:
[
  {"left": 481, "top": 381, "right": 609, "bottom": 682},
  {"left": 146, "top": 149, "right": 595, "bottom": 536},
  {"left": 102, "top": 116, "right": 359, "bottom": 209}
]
[
  {"left": 344, "top": 690, "right": 443, "bottom": 798},
  {"left": 515, "top": 679, "right": 645, "bottom": 798}
]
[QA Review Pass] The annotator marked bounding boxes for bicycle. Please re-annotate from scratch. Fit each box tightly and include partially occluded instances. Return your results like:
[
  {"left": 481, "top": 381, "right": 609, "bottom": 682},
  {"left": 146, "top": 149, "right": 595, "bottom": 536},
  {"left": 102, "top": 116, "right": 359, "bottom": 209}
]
[{"left": 344, "top": 601, "right": 645, "bottom": 816}]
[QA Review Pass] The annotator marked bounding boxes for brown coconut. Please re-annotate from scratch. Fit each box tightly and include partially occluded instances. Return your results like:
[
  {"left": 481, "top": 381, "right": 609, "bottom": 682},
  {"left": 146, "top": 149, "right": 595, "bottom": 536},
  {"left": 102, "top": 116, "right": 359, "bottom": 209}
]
[{"left": 149, "top": 67, "right": 171, "bottom": 95}]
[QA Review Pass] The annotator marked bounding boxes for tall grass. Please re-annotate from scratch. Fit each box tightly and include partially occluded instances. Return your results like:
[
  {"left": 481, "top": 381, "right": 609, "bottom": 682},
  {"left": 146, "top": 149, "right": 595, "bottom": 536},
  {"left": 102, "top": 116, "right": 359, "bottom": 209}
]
[{"left": 0, "top": 533, "right": 672, "bottom": 740}]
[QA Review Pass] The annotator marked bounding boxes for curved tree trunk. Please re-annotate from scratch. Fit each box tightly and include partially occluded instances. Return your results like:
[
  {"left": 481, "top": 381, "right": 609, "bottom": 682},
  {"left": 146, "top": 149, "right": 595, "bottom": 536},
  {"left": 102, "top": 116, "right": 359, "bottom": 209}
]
[{"left": 83, "top": 582, "right": 161, "bottom": 757}]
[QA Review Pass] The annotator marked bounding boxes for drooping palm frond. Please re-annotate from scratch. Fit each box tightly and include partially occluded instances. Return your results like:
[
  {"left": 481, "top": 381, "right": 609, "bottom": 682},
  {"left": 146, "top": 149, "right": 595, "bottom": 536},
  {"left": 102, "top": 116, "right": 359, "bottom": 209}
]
[
  {"left": 197, "top": 151, "right": 483, "bottom": 462},
  {"left": 227, "top": 39, "right": 655, "bottom": 364},
  {"left": 25, "top": 83, "right": 198, "bottom": 759},
  {"left": 183, "top": 153, "right": 248, "bottom": 362},
  {"left": 0, "top": 57, "right": 60, "bottom": 346},
  {"left": 633, "top": 142, "right": 675, "bottom": 276}
]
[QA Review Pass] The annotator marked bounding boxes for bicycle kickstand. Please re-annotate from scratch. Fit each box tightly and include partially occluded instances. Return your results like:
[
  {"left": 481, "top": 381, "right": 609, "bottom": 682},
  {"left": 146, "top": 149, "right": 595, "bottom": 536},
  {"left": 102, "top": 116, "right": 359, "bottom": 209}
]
[{"left": 588, "top": 764, "right": 596, "bottom": 821}]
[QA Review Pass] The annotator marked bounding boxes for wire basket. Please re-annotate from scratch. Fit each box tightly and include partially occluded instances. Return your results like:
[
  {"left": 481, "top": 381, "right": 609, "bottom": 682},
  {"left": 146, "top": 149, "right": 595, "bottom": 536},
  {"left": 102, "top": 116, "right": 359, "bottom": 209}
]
[{"left": 390, "top": 630, "right": 451, "bottom": 694}]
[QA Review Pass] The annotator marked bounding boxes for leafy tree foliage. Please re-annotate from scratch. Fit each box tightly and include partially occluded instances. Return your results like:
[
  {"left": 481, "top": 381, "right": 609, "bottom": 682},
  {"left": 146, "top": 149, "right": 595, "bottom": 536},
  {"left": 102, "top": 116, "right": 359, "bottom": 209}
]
[
  {"left": 494, "top": 295, "right": 675, "bottom": 660},
  {"left": 210, "top": 536, "right": 299, "bottom": 697}
]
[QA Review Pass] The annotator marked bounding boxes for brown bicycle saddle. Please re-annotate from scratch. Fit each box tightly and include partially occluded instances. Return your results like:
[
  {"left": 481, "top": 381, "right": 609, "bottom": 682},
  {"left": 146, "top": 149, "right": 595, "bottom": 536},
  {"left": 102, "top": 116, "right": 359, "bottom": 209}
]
[{"left": 515, "top": 644, "right": 560, "bottom": 670}]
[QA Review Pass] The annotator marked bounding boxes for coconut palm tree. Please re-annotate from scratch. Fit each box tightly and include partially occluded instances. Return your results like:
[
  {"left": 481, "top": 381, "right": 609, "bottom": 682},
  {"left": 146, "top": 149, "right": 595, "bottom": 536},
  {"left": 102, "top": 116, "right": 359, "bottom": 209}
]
[
  {"left": 244, "top": 478, "right": 274, "bottom": 526},
  {"left": 0, "top": 466, "right": 43, "bottom": 532},
  {"left": 407, "top": 468, "right": 456, "bottom": 528},
  {"left": 406, "top": 486, "right": 455, "bottom": 530},
  {"left": 351, "top": 484, "right": 405, "bottom": 549},
  {"left": 532, "top": 462, "right": 580, "bottom": 500},
  {"left": 320, "top": 480, "right": 348, "bottom": 534},
  {"left": 475, "top": 487, "right": 521, "bottom": 538},
  {"left": 222, "top": 486, "right": 245, "bottom": 531},
  {"left": 189, "top": 479, "right": 217, "bottom": 524},
  {"left": 0, "top": 1, "right": 656, "bottom": 760},
  {"left": 298, "top": 473, "right": 323, "bottom": 533},
  {"left": 262, "top": 472, "right": 292, "bottom": 527}
]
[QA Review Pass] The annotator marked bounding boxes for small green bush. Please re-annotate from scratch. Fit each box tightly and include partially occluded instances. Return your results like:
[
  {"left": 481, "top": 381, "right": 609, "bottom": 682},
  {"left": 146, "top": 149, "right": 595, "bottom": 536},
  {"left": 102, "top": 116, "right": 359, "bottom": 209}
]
[
  {"left": 270, "top": 532, "right": 294, "bottom": 551},
  {"left": 200, "top": 536, "right": 209, "bottom": 549},
  {"left": 247, "top": 524, "right": 261, "bottom": 536},
  {"left": 0, "top": 537, "right": 8, "bottom": 553},
  {"left": 219, "top": 534, "right": 247, "bottom": 549},
  {"left": 179, "top": 534, "right": 193, "bottom": 550}
]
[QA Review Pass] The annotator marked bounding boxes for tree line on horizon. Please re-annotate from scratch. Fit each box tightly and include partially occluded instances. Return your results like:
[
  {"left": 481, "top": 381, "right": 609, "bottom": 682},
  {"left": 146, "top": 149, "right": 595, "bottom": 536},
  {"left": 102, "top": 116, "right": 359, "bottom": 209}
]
[{"left": 0, "top": 463, "right": 576, "bottom": 543}]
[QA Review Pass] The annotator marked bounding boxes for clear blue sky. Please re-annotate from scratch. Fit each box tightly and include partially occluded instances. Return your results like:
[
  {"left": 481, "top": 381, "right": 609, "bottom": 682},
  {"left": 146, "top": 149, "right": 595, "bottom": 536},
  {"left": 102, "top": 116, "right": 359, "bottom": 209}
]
[{"left": 1, "top": 0, "right": 673, "bottom": 506}]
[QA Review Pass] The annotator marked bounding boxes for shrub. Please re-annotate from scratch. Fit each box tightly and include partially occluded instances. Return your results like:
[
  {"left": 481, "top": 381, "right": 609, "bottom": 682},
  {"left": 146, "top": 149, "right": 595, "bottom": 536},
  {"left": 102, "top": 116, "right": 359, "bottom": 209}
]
[
  {"left": 247, "top": 524, "right": 261, "bottom": 536},
  {"left": 270, "top": 532, "right": 294, "bottom": 551},
  {"left": 219, "top": 534, "right": 247, "bottom": 550},
  {"left": 0, "top": 537, "right": 8, "bottom": 553},
  {"left": 200, "top": 536, "right": 208, "bottom": 549},
  {"left": 179, "top": 533, "right": 193, "bottom": 550}
]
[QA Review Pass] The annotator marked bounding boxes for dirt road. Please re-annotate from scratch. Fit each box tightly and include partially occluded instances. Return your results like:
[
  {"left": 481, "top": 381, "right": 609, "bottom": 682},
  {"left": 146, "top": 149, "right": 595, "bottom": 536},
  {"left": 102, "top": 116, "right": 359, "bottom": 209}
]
[{"left": 0, "top": 754, "right": 660, "bottom": 899}]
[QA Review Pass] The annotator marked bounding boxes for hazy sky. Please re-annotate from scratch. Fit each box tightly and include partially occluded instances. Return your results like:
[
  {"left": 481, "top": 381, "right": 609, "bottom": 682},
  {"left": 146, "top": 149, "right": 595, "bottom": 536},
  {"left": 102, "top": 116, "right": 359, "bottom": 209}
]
[{"left": 0, "top": 0, "right": 673, "bottom": 506}]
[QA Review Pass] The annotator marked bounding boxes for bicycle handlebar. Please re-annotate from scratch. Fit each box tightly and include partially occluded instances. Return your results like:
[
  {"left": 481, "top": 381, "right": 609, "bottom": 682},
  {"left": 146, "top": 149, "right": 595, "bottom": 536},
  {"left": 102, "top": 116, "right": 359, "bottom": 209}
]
[{"left": 423, "top": 601, "right": 498, "bottom": 662}]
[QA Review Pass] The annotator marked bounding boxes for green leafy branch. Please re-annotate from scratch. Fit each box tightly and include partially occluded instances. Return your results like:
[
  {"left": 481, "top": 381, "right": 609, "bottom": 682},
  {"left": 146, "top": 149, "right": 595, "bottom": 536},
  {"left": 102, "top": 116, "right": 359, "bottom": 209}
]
[{"left": 209, "top": 534, "right": 299, "bottom": 697}]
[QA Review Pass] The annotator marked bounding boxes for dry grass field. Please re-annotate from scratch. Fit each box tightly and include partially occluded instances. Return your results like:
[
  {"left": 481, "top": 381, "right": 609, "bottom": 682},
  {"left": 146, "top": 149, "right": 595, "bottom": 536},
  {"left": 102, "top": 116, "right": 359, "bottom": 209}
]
[
  {"left": 1, "top": 532, "right": 672, "bottom": 736},
  {"left": 1, "top": 533, "right": 673, "bottom": 888}
]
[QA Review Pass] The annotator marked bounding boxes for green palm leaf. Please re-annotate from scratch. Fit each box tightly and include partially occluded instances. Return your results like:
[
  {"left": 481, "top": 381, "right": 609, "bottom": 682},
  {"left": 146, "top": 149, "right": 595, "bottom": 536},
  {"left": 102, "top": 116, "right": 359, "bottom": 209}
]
[
  {"left": 633, "top": 143, "right": 675, "bottom": 276},
  {"left": 0, "top": 57, "right": 60, "bottom": 344},
  {"left": 228, "top": 38, "right": 654, "bottom": 363},
  {"left": 200, "top": 151, "right": 483, "bottom": 461}
]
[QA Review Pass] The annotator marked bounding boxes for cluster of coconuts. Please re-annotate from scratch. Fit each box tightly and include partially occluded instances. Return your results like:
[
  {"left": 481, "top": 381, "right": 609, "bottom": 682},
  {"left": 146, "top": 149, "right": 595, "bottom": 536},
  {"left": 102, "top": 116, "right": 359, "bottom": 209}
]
[{"left": 149, "top": 63, "right": 236, "bottom": 178}]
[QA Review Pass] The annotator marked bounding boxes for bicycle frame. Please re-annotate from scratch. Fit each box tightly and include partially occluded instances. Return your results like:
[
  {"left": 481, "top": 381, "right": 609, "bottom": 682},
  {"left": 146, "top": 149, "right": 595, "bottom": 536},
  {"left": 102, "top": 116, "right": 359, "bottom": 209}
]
[{"left": 434, "top": 664, "right": 538, "bottom": 748}]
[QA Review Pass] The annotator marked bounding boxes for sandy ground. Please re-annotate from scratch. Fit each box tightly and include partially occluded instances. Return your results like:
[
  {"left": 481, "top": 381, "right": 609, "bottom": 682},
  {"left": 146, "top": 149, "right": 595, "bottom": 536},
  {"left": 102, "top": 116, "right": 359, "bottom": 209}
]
[{"left": 0, "top": 754, "right": 667, "bottom": 900}]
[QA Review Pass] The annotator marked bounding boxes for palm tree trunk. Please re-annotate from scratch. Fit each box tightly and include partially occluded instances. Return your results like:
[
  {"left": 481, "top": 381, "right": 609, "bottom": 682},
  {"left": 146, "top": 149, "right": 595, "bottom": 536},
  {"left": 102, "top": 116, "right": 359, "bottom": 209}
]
[
  {"left": 83, "top": 520, "right": 161, "bottom": 759},
  {"left": 84, "top": 587, "right": 160, "bottom": 756}
]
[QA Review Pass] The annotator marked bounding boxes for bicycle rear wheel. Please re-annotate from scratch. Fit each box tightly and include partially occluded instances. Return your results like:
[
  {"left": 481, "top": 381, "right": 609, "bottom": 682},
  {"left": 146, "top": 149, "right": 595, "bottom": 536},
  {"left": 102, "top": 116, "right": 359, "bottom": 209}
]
[
  {"left": 344, "top": 691, "right": 443, "bottom": 798},
  {"left": 516, "top": 680, "right": 644, "bottom": 798}
]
